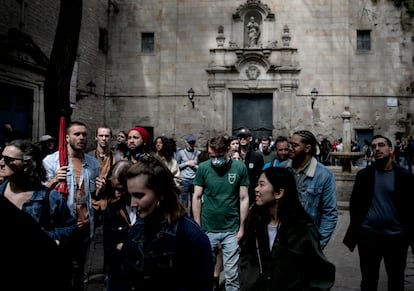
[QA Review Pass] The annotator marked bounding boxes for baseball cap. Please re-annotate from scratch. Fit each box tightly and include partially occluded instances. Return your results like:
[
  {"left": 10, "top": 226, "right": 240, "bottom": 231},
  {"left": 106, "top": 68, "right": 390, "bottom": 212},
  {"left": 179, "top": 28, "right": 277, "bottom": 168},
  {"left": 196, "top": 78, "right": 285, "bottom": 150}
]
[
  {"left": 186, "top": 134, "right": 196, "bottom": 143},
  {"left": 237, "top": 128, "right": 252, "bottom": 138},
  {"left": 39, "top": 135, "right": 54, "bottom": 142}
]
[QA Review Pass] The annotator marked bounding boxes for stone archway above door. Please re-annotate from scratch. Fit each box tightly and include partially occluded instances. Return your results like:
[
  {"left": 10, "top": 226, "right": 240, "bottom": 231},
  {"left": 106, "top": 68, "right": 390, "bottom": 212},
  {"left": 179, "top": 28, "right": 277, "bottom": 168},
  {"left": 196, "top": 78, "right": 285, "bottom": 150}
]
[{"left": 206, "top": 0, "right": 301, "bottom": 136}]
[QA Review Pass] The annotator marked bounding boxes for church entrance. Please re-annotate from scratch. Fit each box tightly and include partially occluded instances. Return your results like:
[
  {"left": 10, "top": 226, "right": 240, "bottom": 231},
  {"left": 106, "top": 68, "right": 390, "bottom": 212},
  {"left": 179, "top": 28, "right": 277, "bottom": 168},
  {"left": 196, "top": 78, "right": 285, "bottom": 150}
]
[{"left": 232, "top": 93, "right": 273, "bottom": 139}]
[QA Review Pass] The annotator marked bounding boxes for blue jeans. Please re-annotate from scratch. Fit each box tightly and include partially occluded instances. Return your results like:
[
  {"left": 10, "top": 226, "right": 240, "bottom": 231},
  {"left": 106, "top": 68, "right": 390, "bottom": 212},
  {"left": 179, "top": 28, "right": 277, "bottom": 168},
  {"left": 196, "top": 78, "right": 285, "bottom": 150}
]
[
  {"left": 207, "top": 232, "right": 240, "bottom": 291},
  {"left": 180, "top": 180, "right": 194, "bottom": 211}
]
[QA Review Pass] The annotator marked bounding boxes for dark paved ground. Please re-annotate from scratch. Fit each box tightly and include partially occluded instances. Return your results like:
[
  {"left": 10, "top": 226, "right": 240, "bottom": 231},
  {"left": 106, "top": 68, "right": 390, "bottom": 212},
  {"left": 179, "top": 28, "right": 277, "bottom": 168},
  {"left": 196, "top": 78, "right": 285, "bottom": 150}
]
[
  {"left": 324, "top": 208, "right": 414, "bottom": 291},
  {"left": 84, "top": 226, "right": 105, "bottom": 291},
  {"left": 85, "top": 207, "right": 414, "bottom": 291}
]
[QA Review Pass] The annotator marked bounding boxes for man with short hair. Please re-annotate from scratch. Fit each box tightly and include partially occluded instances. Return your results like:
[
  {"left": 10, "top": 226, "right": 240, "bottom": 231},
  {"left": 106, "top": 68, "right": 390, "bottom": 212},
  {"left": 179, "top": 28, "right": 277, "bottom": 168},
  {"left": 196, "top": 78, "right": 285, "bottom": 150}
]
[
  {"left": 263, "top": 135, "right": 290, "bottom": 169},
  {"left": 176, "top": 134, "right": 201, "bottom": 210},
  {"left": 88, "top": 126, "right": 116, "bottom": 228},
  {"left": 89, "top": 127, "right": 115, "bottom": 175},
  {"left": 88, "top": 126, "right": 116, "bottom": 181},
  {"left": 256, "top": 136, "right": 277, "bottom": 164},
  {"left": 343, "top": 135, "right": 414, "bottom": 290},
  {"left": 43, "top": 121, "right": 101, "bottom": 290},
  {"left": 192, "top": 135, "right": 250, "bottom": 291},
  {"left": 283, "top": 129, "right": 338, "bottom": 249}
]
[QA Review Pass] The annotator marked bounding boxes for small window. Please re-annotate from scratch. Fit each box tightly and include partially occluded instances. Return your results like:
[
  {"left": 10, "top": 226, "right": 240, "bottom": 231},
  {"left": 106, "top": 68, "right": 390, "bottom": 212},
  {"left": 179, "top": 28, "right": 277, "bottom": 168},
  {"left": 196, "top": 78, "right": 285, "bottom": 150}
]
[
  {"left": 99, "top": 28, "right": 108, "bottom": 53},
  {"left": 141, "top": 32, "right": 154, "bottom": 53},
  {"left": 357, "top": 30, "right": 371, "bottom": 51}
]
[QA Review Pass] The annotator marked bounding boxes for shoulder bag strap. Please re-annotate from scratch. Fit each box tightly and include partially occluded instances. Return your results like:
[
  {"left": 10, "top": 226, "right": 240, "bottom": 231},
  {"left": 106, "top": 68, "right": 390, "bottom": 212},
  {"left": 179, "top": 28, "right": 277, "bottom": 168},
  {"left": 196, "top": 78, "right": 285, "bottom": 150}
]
[{"left": 40, "top": 189, "right": 52, "bottom": 230}]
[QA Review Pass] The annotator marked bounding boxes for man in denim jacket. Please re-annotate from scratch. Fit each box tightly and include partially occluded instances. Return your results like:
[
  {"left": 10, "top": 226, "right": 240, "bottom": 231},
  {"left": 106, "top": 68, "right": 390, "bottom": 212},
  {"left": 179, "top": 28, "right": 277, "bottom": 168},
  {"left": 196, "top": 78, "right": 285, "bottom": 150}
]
[{"left": 282, "top": 130, "right": 338, "bottom": 249}]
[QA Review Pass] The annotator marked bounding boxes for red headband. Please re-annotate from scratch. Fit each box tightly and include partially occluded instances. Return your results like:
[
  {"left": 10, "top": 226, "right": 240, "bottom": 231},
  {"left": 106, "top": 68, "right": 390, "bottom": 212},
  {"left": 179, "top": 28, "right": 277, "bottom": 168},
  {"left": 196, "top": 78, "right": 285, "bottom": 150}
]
[{"left": 128, "top": 126, "right": 149, "bottom": 144}]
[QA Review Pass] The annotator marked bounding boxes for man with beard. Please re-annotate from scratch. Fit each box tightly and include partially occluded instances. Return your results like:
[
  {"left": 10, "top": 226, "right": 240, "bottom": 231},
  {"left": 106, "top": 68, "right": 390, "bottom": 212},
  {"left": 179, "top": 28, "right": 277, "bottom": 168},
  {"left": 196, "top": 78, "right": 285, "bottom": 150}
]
[
  {"left": 43, "top": 121, "right": 101, "bottom": 290},
  {"left": 343, "top": 135, "right": 414, "bottom": 291},
  {"left": 125, "top": 126, "right": 150, "bottom": 163},
  {"left": 192, "top": 135, "right": 250, "bottom": 291},
  {"left": 263, "top": 135, "right": 290, "bottom": 169},
  {"left": 282, "top": 129, "right": 337, "bottom": 249}
]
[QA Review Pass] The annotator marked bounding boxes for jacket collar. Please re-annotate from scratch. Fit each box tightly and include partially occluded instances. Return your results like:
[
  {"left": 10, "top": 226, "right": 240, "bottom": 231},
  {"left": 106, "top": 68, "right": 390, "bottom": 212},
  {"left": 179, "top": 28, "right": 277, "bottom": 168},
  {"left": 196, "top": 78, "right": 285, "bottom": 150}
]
[{"left": 286, "top": 156, "right": 318, "bottom": 178}]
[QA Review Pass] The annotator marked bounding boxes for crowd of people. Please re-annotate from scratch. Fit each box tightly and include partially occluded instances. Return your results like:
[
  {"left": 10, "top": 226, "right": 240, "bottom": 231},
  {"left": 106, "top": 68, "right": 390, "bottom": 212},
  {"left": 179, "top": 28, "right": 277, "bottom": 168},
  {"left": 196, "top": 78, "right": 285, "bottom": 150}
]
[{"left": 1, "top": 121, "right": 413, "bottom": 291}]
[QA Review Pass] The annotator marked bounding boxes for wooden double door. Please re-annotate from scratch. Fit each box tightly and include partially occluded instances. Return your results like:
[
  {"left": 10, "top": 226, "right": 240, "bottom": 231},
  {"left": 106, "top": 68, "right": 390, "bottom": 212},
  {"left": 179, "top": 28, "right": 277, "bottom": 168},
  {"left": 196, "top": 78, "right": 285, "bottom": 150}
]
[{"left": 232, "top": 93, "right": 273, "bottom": 139}]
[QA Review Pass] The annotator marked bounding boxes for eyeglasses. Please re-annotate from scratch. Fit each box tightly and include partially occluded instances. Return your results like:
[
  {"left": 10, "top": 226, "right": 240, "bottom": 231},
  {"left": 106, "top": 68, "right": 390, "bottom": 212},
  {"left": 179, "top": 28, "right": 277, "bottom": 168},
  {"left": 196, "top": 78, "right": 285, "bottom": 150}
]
[
  {"left": 371, "top": 142, "right": 386, "bottom": 149},
  {"left": 288, "top": 142, "right": 301, "bottom": 148},
  {"left": 0, "top": 155, "right": 25, "bottom": 165}
]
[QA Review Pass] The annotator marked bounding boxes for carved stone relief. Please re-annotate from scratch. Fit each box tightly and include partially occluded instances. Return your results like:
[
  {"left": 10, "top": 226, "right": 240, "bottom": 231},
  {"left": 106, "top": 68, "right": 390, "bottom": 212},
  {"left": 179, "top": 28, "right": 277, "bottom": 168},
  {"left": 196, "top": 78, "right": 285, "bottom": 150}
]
[{"left": 245, "top": 63, "right": 261, "bottom": 80}]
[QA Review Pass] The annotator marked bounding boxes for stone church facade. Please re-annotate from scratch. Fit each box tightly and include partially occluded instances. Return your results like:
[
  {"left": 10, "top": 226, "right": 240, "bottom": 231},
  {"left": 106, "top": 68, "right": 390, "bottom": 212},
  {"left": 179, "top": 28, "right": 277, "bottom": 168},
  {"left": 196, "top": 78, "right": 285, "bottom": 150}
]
[{"left": 1, "top": 0, "right": 413, "bottom": 149}]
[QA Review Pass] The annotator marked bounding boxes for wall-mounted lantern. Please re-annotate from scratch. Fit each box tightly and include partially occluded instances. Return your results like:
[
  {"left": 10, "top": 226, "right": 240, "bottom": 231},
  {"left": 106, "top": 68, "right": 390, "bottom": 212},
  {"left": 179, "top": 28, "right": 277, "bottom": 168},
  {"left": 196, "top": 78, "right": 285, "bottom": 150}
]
[
  {"left": 188, "top": 88, "right": 195, "bottom": 109},
  {"left": 76, "top": 80, "right": 97, "bottom": 101},
  {"left": 310, "top": 87, "right": 318, "bottom": 109},
  {"left": 86, "top": 81, "right": 96, "bottom": 95}
]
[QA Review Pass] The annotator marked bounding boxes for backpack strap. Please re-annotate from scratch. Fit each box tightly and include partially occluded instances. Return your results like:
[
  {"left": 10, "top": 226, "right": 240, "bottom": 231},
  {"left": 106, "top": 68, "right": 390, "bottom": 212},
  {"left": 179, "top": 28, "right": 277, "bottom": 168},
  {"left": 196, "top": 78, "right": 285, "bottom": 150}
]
[{"left": 40, "top": 188, "right": 52, "bottom": 230}]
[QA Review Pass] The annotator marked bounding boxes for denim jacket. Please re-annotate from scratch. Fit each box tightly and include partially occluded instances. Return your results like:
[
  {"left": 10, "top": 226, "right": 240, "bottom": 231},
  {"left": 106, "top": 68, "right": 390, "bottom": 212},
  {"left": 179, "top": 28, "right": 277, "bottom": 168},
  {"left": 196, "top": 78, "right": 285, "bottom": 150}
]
[
  {"left": 121, "top": 213, "right": 213, "bottom": 290},
  {"left": 0, "top": 181, "right": 77, "bottom": 243},
  {"left": 284, "top": 157, "right": 338, "bottom": 248},
  {"left": 43, "top": 151, "right": 100, "bottom": 239}
]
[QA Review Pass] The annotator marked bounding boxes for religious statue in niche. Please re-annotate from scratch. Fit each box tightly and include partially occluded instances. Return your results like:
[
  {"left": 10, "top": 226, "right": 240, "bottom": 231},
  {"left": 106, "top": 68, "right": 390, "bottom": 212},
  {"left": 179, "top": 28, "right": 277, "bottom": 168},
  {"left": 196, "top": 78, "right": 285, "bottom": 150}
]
[{"left": 246, "top": 16, "right": 260, "bottom": 47}]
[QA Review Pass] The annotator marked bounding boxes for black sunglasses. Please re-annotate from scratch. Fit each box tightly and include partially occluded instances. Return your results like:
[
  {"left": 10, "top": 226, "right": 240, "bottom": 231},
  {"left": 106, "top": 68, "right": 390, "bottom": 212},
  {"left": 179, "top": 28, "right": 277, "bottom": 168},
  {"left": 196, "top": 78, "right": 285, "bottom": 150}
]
[{"left": 0, "top": 155, "right": 25, "bottom": 165}]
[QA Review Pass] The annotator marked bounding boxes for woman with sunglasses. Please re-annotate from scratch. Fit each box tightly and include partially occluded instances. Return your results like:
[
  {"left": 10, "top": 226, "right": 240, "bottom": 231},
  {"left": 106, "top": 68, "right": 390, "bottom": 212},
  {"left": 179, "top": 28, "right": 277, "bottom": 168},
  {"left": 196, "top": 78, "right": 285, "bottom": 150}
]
[
  {"left": 121, "top": 153, "right": 214, "bottom": 290},
  {"left": 0, "top": 139, "right": 77, "bottom": 289}
]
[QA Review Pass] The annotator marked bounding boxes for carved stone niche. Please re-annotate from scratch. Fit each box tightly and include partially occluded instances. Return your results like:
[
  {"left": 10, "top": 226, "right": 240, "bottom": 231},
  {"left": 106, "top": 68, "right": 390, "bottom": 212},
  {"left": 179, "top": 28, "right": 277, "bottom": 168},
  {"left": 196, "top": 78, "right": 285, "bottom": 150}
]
[
  {"left": 207, "top": 0, "right": 300, "bottom": 85},
  {"left": 232, "top": 0, "right": 275, "bottom": 49}
]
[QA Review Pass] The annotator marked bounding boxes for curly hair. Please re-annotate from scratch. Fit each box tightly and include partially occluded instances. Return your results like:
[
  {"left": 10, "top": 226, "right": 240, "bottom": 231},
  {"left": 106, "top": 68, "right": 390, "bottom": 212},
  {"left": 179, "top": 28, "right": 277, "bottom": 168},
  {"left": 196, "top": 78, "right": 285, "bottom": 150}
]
[
  {"left": 7, "top": 139, "right": 46, "bottom": 188},
  {"left": 159, "top": 137, "right": 177, "bottom": 161}
]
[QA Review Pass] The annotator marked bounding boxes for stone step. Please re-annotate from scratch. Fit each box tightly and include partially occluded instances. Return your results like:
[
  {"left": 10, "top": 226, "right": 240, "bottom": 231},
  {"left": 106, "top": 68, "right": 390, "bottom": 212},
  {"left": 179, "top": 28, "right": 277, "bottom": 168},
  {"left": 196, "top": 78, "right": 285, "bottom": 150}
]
[{"left": 338, "top": 200, "right": 349, "bottom": 210}]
